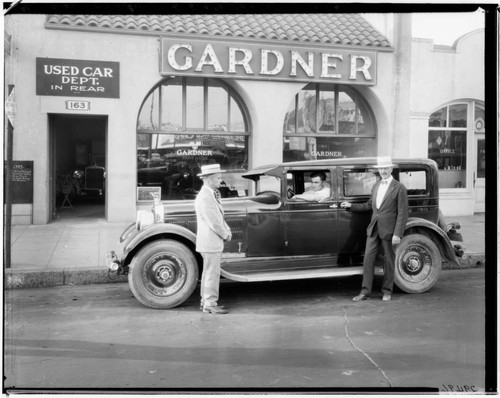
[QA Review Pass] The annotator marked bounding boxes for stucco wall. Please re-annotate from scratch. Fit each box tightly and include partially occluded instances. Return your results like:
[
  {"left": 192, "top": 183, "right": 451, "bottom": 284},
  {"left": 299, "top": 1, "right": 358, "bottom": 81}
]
[{"left": 409, "top": 29, "right": 484, "bottom": 216}]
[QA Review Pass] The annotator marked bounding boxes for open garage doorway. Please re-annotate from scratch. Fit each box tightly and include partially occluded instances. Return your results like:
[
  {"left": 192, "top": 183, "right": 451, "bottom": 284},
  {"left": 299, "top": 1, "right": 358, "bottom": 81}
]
[{"left": 50, "top": 114, "right": 107, "bottom": 221}]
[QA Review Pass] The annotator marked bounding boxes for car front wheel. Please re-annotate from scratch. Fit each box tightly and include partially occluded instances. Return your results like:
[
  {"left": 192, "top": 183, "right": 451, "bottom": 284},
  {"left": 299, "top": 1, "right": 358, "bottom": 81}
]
[
  {"left": 394, "top": 234, "right": 442, "bottom": 293},
  {"left": 128, "top": 240, "right": 199, "bottom": 309}
]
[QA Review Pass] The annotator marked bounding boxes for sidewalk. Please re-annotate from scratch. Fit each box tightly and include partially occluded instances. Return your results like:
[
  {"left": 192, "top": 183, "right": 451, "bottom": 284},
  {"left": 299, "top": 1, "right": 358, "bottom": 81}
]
[{"left": 5, "top": 213, "right": 486, "bottom": 289}]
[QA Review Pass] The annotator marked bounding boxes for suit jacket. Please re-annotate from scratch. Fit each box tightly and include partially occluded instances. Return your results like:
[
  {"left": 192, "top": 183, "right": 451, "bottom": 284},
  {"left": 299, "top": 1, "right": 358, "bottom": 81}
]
[
  {"left": 195, "top": 185, "right": 231, "bottom": 253},
  {"left": 349, "top": 179, "right": 408, "bottom": 240}
]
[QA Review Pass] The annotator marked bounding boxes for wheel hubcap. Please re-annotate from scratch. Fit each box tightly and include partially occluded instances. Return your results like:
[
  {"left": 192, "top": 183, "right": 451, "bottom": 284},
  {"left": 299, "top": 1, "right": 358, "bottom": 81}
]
[
  {"left": 399, "top": 245, "right": 432, "bottom": 283},
  {"left": 143, "top": 253, "right": 186, "bottom": 296}
]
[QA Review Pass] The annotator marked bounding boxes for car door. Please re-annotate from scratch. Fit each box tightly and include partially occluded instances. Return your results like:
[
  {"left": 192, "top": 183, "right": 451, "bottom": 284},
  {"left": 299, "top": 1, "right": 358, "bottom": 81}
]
[
  {"left": 284, "top": 167, "right": 338, "bottom": 256},
  {"left": 245, "top": 171, "right": 286, "bottom": 257},
  {"left": 336, "top": 166, "right": 374, "bottom": 266}
]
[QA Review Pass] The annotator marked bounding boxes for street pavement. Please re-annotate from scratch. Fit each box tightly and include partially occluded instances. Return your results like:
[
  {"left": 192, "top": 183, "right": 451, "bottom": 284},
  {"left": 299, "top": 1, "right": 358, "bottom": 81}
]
[
  {"left": 5, "top": 213, "right": 486, "bottom": 289},
  {"left": 4, "top": 267, "right": 487, "bottom": 391}
]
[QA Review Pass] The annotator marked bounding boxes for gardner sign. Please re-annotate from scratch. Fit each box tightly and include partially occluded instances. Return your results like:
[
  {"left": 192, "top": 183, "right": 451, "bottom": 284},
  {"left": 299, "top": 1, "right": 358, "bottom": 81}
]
[{"left": 160, "top": 38, "right": 377, "bottom": 85}]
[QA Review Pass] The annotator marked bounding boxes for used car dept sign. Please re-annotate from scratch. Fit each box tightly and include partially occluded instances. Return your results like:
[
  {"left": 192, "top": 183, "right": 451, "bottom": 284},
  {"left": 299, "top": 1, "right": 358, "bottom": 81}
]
[{"left": 36, "top": 57, "right": 120, "bottom": 98}]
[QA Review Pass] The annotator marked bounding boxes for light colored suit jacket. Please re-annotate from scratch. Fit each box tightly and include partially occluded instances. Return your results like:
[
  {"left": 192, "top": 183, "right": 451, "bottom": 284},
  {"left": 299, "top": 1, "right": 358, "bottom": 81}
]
[
  {"left": 195, "top": 185, "right": 231, "bottom": 253},
  {"left": 349, "top": 179, "right": 408, "bottom": 240}
]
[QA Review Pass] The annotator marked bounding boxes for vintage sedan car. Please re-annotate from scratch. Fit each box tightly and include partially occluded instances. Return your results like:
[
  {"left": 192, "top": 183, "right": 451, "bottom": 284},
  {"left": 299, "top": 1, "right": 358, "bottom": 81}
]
[{"left": 108, "top": 157, "right": 462, "bottom": 309}]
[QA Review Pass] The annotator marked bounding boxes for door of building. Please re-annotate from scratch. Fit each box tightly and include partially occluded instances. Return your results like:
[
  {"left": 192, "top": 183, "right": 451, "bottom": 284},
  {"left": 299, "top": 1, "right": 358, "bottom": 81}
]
[
  {"left": 49, "top": 115, "right": 107, "bottom": 221},
  {"left": 473, "top": 135, "right": 485, "bottom": 213}
]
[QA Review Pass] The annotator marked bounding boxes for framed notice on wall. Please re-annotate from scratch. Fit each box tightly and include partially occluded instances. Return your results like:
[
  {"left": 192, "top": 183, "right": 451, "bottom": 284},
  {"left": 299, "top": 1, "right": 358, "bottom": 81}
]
[
  {"left": 5, "top": 160, "right": 34, "bottom": 204},
  {"left": 137, "top": 187, "right": 161, "bottom": 202}
]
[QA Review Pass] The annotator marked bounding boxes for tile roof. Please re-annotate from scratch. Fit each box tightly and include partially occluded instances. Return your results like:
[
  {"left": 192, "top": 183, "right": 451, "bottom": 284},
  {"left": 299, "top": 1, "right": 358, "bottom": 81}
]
[{"left": 45, "top": 14, "right": 391, "bottom": 48}]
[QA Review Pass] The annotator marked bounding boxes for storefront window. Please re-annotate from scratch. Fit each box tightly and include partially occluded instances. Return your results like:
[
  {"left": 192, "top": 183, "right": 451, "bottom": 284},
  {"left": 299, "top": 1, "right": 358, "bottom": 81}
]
[
  {"left": 474, "top": 104, "right": 485, "bottom": 178},
  {"left": 137, "top": 77, "right": 250, "bottom": 200},
  {"left": 427, "top": 102, "right": 473, "bottom": 189},
  {"left": 428, "top": 130, "right": 466, "bottom": 188},
  {"left": 283, "top": 84, "right": 376, "bottom": 161}
]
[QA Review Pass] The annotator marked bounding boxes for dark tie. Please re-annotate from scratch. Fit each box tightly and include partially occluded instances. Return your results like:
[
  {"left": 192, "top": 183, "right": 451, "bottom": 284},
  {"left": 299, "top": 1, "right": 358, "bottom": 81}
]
[{"left": 214, "top": 189, "right": 221, "bottom": 203}]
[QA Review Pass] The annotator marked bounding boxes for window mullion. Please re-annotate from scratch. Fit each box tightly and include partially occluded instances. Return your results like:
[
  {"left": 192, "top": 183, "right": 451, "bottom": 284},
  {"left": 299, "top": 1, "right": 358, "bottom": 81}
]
[
  {"left": 158, "top": 87, "right": 162, "bottom": 130},
  {"left": 182, "top": 77, "right": 186, "bottom": 130},
  {"left": 203, "top": 80, "right": 208, "bottom": 132},
  {"left": 334, "top": 87, "right": 339, "bottom": 135},
  {"left": 315, "top": 84, "right": 320, "bottom": 133}
]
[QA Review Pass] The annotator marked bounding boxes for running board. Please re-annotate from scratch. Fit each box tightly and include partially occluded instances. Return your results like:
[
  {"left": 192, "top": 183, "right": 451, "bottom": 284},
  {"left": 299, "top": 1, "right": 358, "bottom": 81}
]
[{"left": 221, "top": 265, "right": 364, "bottom": 282}]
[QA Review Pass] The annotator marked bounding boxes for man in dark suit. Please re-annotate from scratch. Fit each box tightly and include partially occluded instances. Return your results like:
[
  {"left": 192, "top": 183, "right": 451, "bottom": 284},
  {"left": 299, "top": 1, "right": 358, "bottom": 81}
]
[
  {"left": 195, "top": 164, "right": 232, "bottom": 314},
  {"left": 340, "top": 157, "right": 408, "bottom": 302}
]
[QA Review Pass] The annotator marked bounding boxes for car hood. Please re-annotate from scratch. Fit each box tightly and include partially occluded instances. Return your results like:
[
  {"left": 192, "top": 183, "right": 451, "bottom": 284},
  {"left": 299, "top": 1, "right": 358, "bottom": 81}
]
[{"left": 161, "top": 194, "right": 281, "bottom": 217}]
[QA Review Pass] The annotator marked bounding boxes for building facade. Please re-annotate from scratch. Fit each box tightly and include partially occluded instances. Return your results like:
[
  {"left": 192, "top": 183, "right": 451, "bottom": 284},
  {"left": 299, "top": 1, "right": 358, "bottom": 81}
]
[{"left": 4, "top": 13, "right": 485, "bottom": 225}]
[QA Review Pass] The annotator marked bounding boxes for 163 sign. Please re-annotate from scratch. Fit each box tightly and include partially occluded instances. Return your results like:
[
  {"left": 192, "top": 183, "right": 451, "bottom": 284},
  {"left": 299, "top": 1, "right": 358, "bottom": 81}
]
[{"left": 36, "top": 58, "right": 120, "bottom": 98}]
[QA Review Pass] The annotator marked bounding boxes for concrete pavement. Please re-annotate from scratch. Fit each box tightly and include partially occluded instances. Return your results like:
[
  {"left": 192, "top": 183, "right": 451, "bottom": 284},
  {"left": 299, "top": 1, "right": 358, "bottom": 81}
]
[{"left": 5, "top": 213, "right": 486, "bottom": 289}]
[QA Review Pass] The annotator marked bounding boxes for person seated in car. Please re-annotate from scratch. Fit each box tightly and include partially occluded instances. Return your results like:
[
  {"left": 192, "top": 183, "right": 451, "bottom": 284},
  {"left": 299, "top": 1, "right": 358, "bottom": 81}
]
[{"left": 289, "top": 171, "right": 331, "bottom": 202}]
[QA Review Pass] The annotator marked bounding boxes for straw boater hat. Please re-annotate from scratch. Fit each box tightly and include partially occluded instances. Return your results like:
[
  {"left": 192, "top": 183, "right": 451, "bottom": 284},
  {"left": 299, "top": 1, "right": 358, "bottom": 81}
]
[
  {"left": 197, "top": 164, "right": 226, "bottom": 177},
  {"left": 373, "top": 156, "right": 396, "bottom": 168}
]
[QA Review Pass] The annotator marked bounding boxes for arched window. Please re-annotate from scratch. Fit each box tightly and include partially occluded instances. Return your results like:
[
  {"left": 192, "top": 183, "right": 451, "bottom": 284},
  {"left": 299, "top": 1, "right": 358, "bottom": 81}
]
[
  {"left": 283, "top": 84, "right": 376, "bottom": 162},
  {"left": 427, "top": 101, "right": 484, "bottom": 189},
  {"left": 136, "top": 77, "right": 251, "bottom": 200}
]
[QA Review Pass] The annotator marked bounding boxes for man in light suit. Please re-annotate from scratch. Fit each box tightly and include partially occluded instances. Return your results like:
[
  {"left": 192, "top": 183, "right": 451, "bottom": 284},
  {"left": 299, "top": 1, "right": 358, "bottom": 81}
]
[
  {"left": 341, "top": 157, "right": 408, "bottom": 302},
  {"left": 195, "top": 164, "right": 232, "bottom": 314}
]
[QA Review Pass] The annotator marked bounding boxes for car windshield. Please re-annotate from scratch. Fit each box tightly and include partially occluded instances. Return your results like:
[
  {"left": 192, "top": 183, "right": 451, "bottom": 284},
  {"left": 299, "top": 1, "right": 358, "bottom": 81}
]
[{"left": 257, "top": 175, "right": 281, "bottom": 195}]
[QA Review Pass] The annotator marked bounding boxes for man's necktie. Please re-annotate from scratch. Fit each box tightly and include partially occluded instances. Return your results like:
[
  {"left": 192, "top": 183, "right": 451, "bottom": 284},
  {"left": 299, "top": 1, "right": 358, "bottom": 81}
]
[
  {"left": 214, "top": 189, "right": 221, "bottom": 203},
  {"left": 381, "top": 180, "right": 388, "bottom": 185}
]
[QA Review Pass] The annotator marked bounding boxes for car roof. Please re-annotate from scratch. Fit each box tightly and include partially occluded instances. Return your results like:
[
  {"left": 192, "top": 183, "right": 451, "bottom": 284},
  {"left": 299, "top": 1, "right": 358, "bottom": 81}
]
[{"left": 242, "top": 158, "right": 436, "bottom": 180}]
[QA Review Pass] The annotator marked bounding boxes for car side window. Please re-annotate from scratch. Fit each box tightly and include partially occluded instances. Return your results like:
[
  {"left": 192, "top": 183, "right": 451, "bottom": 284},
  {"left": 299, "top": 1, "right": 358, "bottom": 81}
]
[
  {"left": 399, "top": 169, "right": 428, "bottom": 196},
  {"left": 343, "top": 170, "right": 378, "bottom": 197},
  {"left": 287, "top": 170, "right": 332, "bottom": 201},
  {"left": 257, "top": 175, "right": 282, "bottom": 195}
]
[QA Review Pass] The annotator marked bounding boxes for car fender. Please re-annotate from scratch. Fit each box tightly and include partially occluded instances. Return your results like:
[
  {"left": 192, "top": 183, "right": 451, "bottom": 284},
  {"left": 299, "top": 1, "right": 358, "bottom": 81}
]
[
  {"left": 405, "top": 217, "right": 459, "bottom": 266},
  {"left": 123, "top": 223, "right": 197, "bottom": 262}
]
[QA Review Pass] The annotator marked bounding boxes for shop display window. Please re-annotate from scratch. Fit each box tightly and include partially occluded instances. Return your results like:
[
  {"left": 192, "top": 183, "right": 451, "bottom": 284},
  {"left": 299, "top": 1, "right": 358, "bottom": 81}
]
[
  {"left": 137, "top": 77, "right": 250, "bottom": 200},
  {"left": 428, "top": 130, "right": 466, "bottom": 188},
  {"left": 283, "top": 83, "right": 376, "bottom": 161},
  {"left": 427, "top": 103, "right": 474, "bottom": 189}
]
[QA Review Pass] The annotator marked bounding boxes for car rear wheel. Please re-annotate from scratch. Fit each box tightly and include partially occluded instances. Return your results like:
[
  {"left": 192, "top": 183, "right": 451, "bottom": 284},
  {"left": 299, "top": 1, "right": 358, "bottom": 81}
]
[
  {"left": 394, "top": 234, "right": 441, "bottom": 293},
  {"left": 128, "top": 240, "right": 199, "bottom": 309}
]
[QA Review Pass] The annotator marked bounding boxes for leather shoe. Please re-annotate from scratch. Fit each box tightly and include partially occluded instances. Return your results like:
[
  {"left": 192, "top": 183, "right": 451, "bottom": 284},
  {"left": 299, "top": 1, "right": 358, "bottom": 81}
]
[
  {"left": 200, "top": 303, "right": 225, "bottom": 310},
  {"left": 382, "top": 294, "right": 392, "bottom": 302},
  {"left": 203, "top": 305, "right": 228, "bottom": 314},
  {"left": 352, "top": 294, "right": 369, "bottom": 302}
]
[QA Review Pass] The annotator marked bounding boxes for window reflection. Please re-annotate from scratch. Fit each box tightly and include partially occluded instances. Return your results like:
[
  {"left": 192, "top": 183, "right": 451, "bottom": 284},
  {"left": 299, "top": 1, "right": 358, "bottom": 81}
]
[
  {"left": 449, "top": 104, "right": 467, "bottom": 127},
  {"left": 297, "top": 89, "right": 316, "bottom": 133},
  {"left": 208, "top": 85, "right": 228, "bottom": 131},
  {"left": 283, "top": 84, "right": 376, "bottom": 161},
  {"left": 186, "top": 85, "right": 204, "bottom": 129},
  {"left": 283, "top": 84, "right": 375, "bottom": 138},
  {"left": 338, "top": 91, "right": 356, "bottom": 135},
  {"left": 427, "top": 102, "right": 472, "bottom": 189},
  {"left": 161, "top": 84, "right": 183, "bottom": 131},
  {"left": 318, "top": 90, "right": 336, "bottom": 132},
  {"left": 137, "top": 77, "right": 250, "bottom": 201},
  {"left": 137, "top": 134, "right": 249, "bottom": 200},
  {"left": 283, "top": 136, "right": 376, "bottom": 162},
  {"left": 230, "top": 98, "right": 246, "bottom": 132},
  {"left": 429, "top": 107, "right": 447, "bottom": 127}
]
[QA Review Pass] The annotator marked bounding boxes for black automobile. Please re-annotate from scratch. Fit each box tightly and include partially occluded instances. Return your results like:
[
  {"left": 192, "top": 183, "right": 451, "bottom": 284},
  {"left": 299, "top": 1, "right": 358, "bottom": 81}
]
[{"left": 108, "top": 157, "right": 462, "bottom": 309}]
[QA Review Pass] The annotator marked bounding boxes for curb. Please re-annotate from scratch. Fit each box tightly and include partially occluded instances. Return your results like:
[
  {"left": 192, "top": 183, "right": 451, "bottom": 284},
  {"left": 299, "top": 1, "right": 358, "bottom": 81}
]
[
  {"left": 5, "top": 252, "right": 484, "bottom": 289},
  {"left": 5, "top": 267, "right": 127, "bottom": 289}
]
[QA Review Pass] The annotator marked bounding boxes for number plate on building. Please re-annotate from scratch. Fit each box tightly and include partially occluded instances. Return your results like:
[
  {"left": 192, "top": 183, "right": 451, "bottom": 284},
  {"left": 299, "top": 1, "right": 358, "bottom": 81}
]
[{"left": 65, "top": 100, "right": 91, "bottom": 111}]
